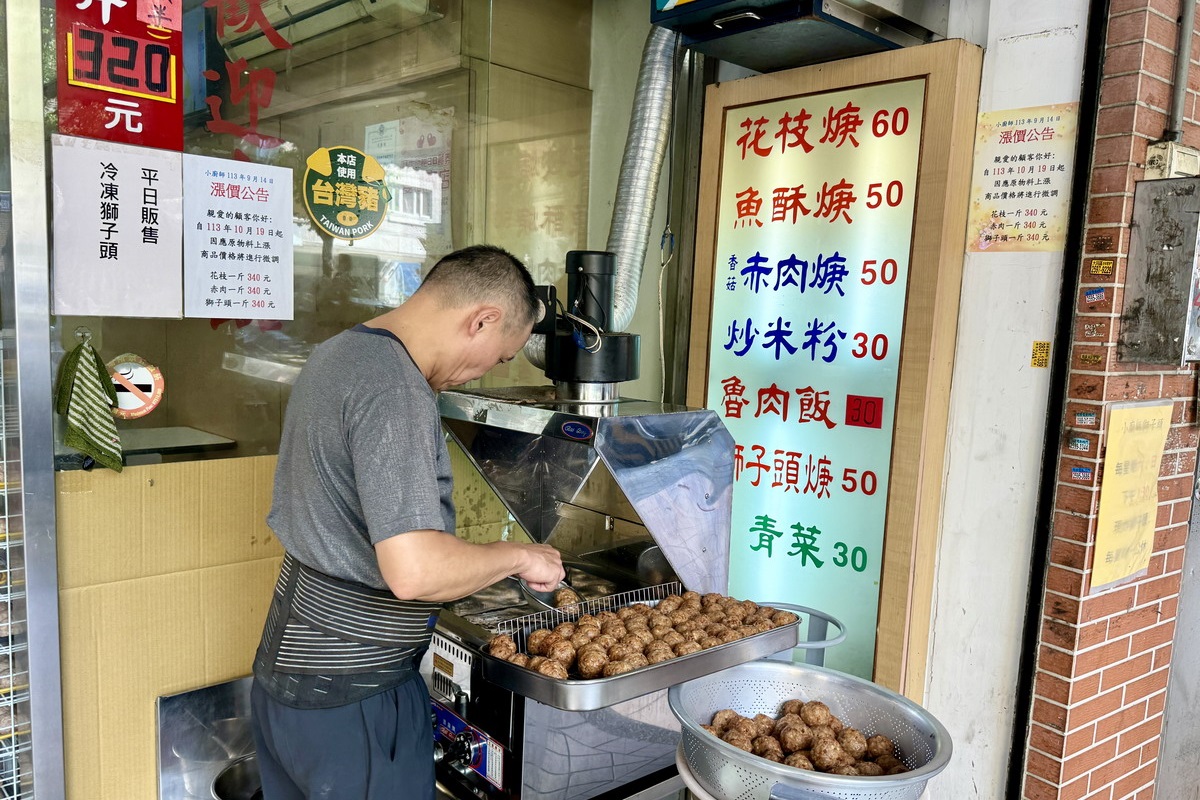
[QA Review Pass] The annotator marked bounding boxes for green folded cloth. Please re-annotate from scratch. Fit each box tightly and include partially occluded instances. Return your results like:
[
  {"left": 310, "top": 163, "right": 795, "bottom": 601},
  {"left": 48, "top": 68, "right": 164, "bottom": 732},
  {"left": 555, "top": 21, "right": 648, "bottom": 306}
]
[{"left": 54, "top": 341, "right": 123, "bottom": 472}]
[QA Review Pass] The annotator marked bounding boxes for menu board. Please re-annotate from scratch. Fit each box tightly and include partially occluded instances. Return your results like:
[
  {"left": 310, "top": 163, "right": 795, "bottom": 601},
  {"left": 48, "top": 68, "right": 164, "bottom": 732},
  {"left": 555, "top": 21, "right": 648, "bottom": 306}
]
[{"left": 706, "top": 79, "right": 926, "bottom": 678}]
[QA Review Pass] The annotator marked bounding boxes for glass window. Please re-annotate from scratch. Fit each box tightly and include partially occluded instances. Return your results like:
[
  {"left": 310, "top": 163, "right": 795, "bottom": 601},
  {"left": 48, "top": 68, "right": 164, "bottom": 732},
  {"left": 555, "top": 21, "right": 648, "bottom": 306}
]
[{"left": 46, "top": 0, "right": 623, "bottom": 466}]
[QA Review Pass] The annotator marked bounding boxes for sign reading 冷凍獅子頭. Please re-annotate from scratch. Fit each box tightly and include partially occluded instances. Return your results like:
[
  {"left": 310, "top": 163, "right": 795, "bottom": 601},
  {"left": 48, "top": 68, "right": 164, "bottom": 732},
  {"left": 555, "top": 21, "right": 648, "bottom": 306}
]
[
  {"left": 707, "top": 78, "right": 926, "bottom": 679},
  {"left": 302, "top": 146, "right": 391, "bottom": 241}
]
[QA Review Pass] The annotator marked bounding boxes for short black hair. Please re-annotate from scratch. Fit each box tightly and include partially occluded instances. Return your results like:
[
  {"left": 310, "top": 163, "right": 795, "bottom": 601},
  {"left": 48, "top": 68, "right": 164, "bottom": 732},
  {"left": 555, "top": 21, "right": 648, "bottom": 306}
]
[{"left": 420, "top": 245, "right": 540, "bottom": 329}]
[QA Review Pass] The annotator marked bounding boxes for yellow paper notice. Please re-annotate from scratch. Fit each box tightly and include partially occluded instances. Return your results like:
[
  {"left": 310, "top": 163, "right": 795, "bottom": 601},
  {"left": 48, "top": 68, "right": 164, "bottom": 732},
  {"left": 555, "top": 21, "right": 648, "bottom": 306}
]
[
  {"left": 966, "top": 103, "right": 1079, "bottom": 253},
  {"left": 1092, "top": 400, "right": 1173, "bottom": 591}
]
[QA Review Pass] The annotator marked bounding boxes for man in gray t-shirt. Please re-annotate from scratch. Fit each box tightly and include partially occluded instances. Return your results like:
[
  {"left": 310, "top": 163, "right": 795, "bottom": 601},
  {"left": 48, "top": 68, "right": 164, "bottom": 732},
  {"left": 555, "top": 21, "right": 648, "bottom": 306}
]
[{"left": 251, "top": 245, "right": 564, "bottom": 800}]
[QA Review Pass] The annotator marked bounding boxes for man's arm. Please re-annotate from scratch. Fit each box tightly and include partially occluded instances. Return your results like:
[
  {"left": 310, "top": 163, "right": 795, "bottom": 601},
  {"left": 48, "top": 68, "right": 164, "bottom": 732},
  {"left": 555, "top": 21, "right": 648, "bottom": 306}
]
[{"left": 375, "top": 530, "right": 565, "bottom": 602}]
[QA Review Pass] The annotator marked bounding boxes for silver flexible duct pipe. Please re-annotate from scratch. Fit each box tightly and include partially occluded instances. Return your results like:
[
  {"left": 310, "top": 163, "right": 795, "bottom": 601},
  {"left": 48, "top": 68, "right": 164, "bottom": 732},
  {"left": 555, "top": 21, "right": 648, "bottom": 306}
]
[
  {"left": 524, "top": 25, "right": 679, "bottom": 367},
  {"left": 608, "top": 25, "right": 679, "bottom": 332}
]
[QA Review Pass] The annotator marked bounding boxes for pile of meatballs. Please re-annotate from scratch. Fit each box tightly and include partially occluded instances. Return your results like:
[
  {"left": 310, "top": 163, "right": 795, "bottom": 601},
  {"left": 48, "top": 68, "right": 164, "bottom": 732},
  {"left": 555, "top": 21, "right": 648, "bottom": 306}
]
[
  {"left": 703, "top": 700, "right": 910, "bottom": 776},
  {"left": 487, "top": 590, "right": 800, "bottom": 680}
]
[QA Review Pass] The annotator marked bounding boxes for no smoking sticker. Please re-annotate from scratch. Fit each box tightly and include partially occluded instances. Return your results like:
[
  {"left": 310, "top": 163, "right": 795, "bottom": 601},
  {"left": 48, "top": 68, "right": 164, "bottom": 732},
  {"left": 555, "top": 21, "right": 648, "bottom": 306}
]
[{"left": 107, "top": 353, "right": 164, "bottom": 419}]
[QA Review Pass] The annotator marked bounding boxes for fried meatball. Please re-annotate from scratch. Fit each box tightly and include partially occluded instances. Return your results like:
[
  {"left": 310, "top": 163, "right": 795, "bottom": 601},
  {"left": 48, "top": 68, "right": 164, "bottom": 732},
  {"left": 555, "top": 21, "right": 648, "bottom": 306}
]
[
  {"left": 570, "top": 631, "right": 598, "bottom": 649},
  {"left": 527, "top": 656, "right": 547, "bottom": 670},
  {"left": 617, "top": 606, "right": 637, "bottom": 621},
  {"left": 536, "top": 659, "right": 570, "bottom": 679},
  {"left": 591, "top": 634, "right": 618, "bottom": 651},
  {"left": 887, "top": 765, "right": 910, "bottom": 775},
  {"left": 539, "top": 632, "right": 565, "bottom": 655},
  {"left": 625, "top": 653, "right": 649, "bottom": 669},
  {"left": 595, "top": 610, "right": 619, "bottom": 624},
  {"left": 700, "top": 636, "right": 723, "bottom": 649},
  {"left": 661, "top": 630, "right": 686, "bottom": 647},
  {"left": 800, "top": 701, "right": 834, "bottom": 727},
  {"left": 688, "top": 628, "right": 709, "bottom": 644},
  {"left": 700, "top": 724, "right": 719, "bottom": 736},
  {"left": 506, "top": 652, "right": 530, "bottom": 668},
  {"left": 602, "top": 659, "right": 637, "bottom": 677},
  {"left": 650, "top": 625, "right": 674, "bottom": 640},
  {"left": 721, "top": 731, "right": 754, "bottom": 752},
  {"left": 838, "top": 728, "right": 868, "bottom": 760},
  {"left": 729, "top": 717, "right": 758, "bottom": 738},
  {"left": 657, "top": 595, "right": 683, "bottom": 615},
  {"left": 705, "top": 623, "right": 729, "bottom": 637},
  {"left": 647, "top": 611, "right": 671, "bottom": 628},
  {"left": 774, "top": 713, "right": 803, "bottom": 733},
  {"left": 778, "top": 722, "right": 814, "bottom": 753},
  {"left": 829, "top": 717, "right": 845, "bottom": 735},
  {"left": 810, "top": 725, "right": 837, "bottom": 744},
  {"left": 701, "top": 592, "right": 724, "bottom": 608},
  {"left": 553, "top": 587, "right": 582, "bottom": 608},
  {"left": 710, "top": 709, "right": 741, "bottom": 733},
  {"left": 619, "top": 633, "right": 647, "bottom": 652},
  {"left": 856, "top": 761, "right": 885, "bottom": 776},
  {"left": 674, "top": 640, "right": 703, "bottom": 656},
  {"left": 577, "top": 649, "right": 608, "bottom": 678},
  {"left": 600, "top": 621, "right": 627, "bottom": 638},
  {"left": 546, "top": 640, "right": 576, "bottom": 667},
  {"left": 607, "top": 642, "right": 637, "bottom": 661},
  {"left": 487, "top": 634, "right": 517, "bottom": 659},
  {"left": 750, "top": 714, "right": 775, "bottom": 738},
  {"left": 830, "top": 765, "right": 860, "bottom": 776},
  {"left": 779, "top": 699, "right": 805, "bottom": 717},
  {"left": 772, "top": 610, "right": 800, "bottom": 625},
  {"left": 624, "top": 633, "right": 652, "bottom": 652},
  {"left": 810, "top": 738, "right": 847, "bottom": 772},
  {"left": 669, "top": 609, "right": 694, "bottom": 626},
  {"left": 718, "top": 629, "right": 742, "bottom": 644},
  {"left": 628, "top": 602, "right": 653, "bottom": 616},
  {"left": 576, "top": 614, "right": 600, "bottom": 627},
  {"left": 552, "top": 622, "right": 576, "bottom": 639},
  {"left": 681, "top": 590, "right": 701, "bottom": 604},
  {"left": 646, "top": 647, "right": 675, "bottom": 664},
  {"left": 874, "top": 754, "right": 902, "bottom": 771},
  {"left": 783, "top": 752, "right": 814, "bottom": 771},
  {"left": 525, "top": 629, "right": 552, "bottom": 656},
  {"left": 866, "top": 734, "right": 895, "bottom": 760},
  {"left": 751, "top": 735, "right": 783, "bottom": 757}
]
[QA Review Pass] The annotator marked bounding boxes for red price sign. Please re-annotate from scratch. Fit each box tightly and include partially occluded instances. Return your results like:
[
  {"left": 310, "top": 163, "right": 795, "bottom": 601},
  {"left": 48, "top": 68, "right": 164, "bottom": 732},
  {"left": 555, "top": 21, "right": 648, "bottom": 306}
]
[
  {"left": 56, "top": 0, "right": 183, "bottom": 150},
  {"left": 845, "top": 395, "right": 884, "bottom": 429},
  {"left": 67, "top": 25, "right": 177, "bottom": 103}
]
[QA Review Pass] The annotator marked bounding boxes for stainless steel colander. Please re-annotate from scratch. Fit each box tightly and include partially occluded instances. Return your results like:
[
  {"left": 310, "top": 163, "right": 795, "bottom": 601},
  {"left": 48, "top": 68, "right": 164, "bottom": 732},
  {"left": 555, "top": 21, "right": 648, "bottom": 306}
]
[{"left": 667, "top": 660, "right": 952, "bottom": 800}]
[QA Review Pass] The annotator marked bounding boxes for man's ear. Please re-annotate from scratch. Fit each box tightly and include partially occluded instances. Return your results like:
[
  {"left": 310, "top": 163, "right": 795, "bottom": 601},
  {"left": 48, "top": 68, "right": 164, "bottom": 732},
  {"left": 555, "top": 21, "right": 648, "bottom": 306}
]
[{"left": 468, "top": 305, "right": 504, "bottom": 335}]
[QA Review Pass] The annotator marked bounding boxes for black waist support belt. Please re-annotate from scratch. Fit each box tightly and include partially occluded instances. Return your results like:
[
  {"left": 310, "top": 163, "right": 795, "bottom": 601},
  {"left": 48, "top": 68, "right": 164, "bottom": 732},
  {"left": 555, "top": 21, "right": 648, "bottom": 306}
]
[{"left": 256, "top": 552, "right": 439, "bottom": 676}]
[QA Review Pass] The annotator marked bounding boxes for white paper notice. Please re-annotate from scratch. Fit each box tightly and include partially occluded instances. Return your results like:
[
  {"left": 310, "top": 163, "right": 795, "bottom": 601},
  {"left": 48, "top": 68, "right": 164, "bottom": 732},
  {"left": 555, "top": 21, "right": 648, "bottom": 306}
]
[
  {"left": 51, "top": 134, "right": 184, "bottom": 317},
  {"left": 183, "top": 154, "right": 294, "bottom": 320}
]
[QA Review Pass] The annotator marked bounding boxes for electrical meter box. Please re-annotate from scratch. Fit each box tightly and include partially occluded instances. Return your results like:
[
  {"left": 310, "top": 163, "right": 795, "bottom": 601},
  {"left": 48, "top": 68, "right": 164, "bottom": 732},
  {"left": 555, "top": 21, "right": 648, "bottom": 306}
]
[{"left": 1118, "top": 177, "right": 1200, "bottom": 364}]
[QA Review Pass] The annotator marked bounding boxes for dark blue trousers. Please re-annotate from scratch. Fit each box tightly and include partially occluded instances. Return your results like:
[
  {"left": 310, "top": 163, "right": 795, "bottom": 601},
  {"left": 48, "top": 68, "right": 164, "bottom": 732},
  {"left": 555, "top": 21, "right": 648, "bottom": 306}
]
[{"left": 250, "top": 676, "right": 435, "bottom": 800}]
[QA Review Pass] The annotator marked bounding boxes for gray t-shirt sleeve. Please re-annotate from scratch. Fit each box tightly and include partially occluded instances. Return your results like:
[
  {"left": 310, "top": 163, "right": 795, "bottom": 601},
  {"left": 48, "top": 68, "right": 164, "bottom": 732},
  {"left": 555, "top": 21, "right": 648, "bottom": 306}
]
[{"left": 347, "top": 385, "right": 448, "bottom": 544}]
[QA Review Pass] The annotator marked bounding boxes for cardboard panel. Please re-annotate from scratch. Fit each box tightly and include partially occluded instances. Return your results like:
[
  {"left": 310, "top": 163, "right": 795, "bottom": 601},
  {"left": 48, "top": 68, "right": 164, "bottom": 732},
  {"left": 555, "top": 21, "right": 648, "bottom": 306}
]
[{"left": 57, "top": 458, "right": 282, "bottom": 799}]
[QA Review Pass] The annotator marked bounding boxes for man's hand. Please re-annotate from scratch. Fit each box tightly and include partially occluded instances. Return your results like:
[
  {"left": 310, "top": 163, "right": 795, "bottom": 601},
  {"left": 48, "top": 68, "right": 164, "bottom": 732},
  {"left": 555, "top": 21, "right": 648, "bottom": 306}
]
[
  {"left": 515, "top": 543, "right": 565, "bottom": 591},
  {"left": 376, "top": 530, "right": 565, "bottom": 602}
]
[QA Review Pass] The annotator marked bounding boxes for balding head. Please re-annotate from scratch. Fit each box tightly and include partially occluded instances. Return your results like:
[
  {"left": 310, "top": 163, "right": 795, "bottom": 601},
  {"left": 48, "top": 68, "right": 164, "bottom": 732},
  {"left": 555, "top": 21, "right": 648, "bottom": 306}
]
[{"left": 417, "top": 245, "right": 541, "bottom": 332}]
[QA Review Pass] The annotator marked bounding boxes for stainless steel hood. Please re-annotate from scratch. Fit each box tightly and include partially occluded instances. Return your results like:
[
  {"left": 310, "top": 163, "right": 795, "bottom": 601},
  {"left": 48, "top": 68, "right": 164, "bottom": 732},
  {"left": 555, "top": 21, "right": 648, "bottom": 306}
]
[
  {"left": 440, "top": 386, "right": 734, "bottom": 595},
  {"left": 653, "top": 0, "right": 949, "bottom": 73}
]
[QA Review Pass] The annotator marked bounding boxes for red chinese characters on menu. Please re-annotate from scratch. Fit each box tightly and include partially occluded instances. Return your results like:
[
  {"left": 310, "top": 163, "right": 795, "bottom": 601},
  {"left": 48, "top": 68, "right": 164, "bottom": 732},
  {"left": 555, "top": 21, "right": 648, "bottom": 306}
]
[{"left": 57, "top": 0, "right": 185, "bottom": 150}]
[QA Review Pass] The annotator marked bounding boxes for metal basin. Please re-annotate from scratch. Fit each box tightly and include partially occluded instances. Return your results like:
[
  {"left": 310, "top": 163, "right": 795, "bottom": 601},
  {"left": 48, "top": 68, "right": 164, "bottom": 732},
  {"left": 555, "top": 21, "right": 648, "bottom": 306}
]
[{"left": 211, "top": 753, "right": 262, "bottom": 800}]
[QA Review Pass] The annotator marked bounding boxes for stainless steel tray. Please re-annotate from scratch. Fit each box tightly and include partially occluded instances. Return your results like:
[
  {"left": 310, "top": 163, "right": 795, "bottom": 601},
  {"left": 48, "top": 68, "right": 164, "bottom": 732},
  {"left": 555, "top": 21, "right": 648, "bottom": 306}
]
[{"left": 481, "top": 584, "right": 845, "bottom": 711}]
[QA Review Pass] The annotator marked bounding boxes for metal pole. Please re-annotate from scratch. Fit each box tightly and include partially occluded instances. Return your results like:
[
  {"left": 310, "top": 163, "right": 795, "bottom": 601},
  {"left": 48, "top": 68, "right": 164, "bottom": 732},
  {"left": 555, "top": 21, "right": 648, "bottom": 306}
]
[
  {"left": 5, "top": 0, "right": 67, "bottom": 795},
  {"left": 1165, "top": 0, "right": 1197, "bottom": 141}
]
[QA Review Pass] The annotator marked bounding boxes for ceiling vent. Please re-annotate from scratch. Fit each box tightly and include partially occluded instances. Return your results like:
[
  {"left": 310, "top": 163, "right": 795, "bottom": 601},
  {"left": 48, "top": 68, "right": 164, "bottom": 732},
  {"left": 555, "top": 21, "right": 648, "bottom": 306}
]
[{"left": 652, "top": 0, "right": 948, "bottom": 72}]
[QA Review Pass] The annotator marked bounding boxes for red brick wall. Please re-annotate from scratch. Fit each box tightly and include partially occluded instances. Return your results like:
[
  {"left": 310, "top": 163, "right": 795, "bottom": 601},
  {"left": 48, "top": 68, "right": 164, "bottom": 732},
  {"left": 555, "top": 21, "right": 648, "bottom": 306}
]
[{"left": 1023, "top": 3, "right": 1198, "bottom": 799}]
